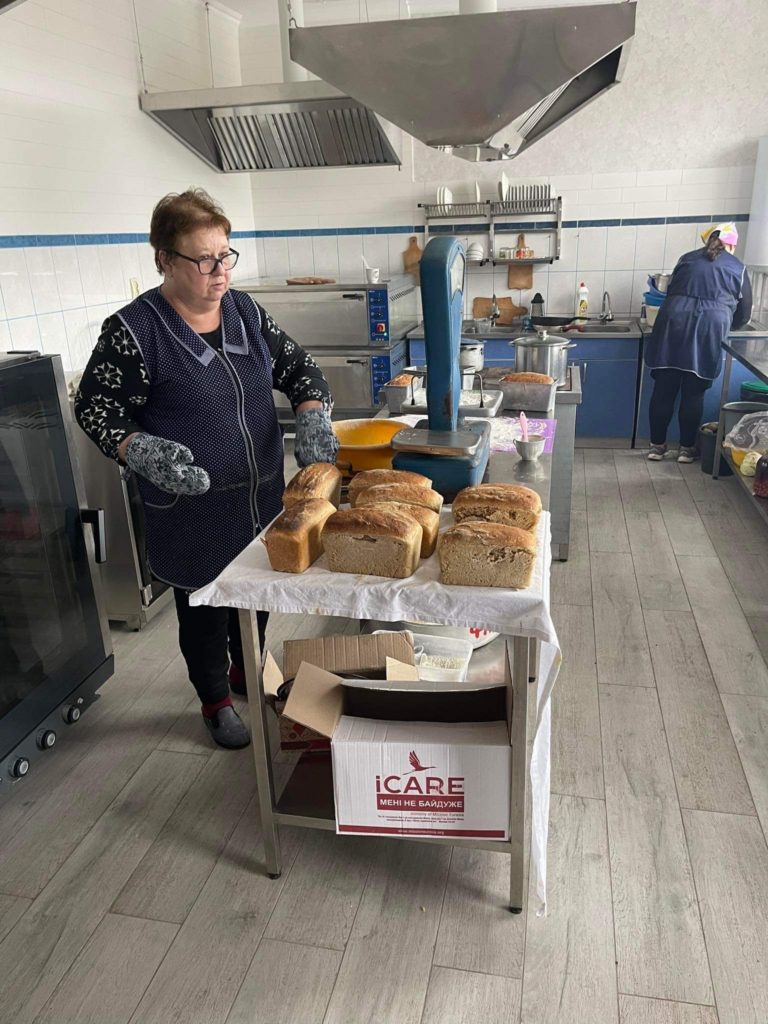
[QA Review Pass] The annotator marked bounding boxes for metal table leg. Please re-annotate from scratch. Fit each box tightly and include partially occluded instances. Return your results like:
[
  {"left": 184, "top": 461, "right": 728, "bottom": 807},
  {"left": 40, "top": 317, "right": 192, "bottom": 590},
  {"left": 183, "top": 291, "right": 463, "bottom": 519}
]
[
  {"left": 238, "top": 608, "right": 283, "bottom": 878},
  {"left": 509, "top": 635, "right": 531, "bottom": 913},
  {"left": 712, "top": 352, "right": 732, "bottom": 479}
]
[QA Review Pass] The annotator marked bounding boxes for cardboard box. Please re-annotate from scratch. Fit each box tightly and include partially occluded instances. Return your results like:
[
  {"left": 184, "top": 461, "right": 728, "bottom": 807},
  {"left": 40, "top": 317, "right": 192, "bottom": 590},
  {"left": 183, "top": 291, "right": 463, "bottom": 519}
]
[
  {"left": 283, "top": 660, "right": 511, "bottom": 840},
  {"left": 265, "top": 633, "right": 416, "bottom": 754}
]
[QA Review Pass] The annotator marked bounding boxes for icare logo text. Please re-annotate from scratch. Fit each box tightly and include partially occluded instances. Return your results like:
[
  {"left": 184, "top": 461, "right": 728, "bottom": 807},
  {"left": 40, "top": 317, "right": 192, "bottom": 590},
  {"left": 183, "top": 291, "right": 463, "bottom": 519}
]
[{"left": 374, "top": 751, "right": 465, "bottom": 813}]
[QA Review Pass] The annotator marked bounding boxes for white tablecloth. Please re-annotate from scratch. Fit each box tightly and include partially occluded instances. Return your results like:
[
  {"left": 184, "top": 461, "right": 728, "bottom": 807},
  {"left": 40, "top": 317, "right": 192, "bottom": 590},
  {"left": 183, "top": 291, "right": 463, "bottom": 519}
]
[{"left": 192, "top": 510, "right": 561, "bottom": 913}]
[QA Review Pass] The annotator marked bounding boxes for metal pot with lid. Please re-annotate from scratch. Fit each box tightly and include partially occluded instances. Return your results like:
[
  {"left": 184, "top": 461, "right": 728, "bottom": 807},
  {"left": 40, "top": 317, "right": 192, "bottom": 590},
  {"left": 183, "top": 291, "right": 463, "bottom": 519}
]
[{"left": 511, "top": 334, "right": 576, "bottom": 385}]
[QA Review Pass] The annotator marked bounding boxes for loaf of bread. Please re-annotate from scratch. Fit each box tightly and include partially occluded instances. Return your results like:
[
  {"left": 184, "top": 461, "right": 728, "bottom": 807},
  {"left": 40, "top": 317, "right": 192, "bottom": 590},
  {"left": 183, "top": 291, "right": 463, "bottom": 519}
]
[
  {"left": 283, "top": 463, "right": 342, "bottom": 509},
  {"left": 438, "top": 522, "right": 537, "bottom": 589},
  {"left": 353, "top": 482, "right": 444, "bottom": 514},
  {"left": 500, "top": 371, "right": 555, "bottom": 385},
  {"left": 323, "top": 507, "right": 422, "bottom": 578},
  {"left": 348, "top": 468, "right": 432, "bottom": 506},
  {"left": 388, "top": 373, "right": 415, "bottom": 387},
  {"left": 362, "top": 501, "right": 440, "bottom": 558},
  {"left": 453, "top": 483, "right": 541, "bottom": 531},
  {"left": 264, "top": 498, "right": 337, "bottom": 573}
]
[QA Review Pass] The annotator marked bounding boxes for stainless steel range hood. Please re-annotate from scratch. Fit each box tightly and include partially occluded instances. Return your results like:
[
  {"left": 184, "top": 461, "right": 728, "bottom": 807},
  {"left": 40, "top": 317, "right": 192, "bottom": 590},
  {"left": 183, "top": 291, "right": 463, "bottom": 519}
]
[
  {"left": 290, "top": 1, "right": 637, "bottom": 162},
  {"left": 140, "top": 81, "right": 401, "bottom": 172}
]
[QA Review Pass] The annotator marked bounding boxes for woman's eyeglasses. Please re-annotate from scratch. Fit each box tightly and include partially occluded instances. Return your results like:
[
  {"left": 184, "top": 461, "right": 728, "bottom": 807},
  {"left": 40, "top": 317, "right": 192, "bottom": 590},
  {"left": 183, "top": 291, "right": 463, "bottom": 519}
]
[{"left": 168, "top": 249, "right": 239, "bottom": 274}]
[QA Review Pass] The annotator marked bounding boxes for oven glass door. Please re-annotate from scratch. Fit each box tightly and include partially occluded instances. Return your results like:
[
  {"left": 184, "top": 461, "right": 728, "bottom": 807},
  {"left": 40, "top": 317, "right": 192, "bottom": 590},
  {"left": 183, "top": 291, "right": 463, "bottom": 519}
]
[{"left": 0, "top": 358, "right": 108, "bottom": 754}]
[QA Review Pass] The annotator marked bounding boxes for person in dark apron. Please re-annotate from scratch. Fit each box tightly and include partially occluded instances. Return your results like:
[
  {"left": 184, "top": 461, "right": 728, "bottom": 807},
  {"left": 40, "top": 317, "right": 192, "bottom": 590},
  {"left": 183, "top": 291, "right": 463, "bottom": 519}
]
[
  {"left": 75, "top": 189, "right": 338, "bottom": 748},
  {"left": 644, "top": 222, "right": 752, "bottom": 462}
]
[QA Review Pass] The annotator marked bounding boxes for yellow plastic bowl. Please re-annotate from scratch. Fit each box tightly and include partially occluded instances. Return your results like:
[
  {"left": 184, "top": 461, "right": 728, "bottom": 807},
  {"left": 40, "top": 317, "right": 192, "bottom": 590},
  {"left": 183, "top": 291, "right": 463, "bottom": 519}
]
[{"left": 333, "top": 418, "right": 409, "bottom": 471}]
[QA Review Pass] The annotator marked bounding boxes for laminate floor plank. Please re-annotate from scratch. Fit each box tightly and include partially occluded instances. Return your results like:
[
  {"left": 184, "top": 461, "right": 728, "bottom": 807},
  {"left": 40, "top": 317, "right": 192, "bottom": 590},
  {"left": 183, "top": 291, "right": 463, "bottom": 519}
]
[
  {"left": 0, "top": 657, "right": 194, "bottom": 899},
  {"left": 662, "top": 513, "right": 717, "bottom": 557},
  {"left": 0, "top": 750, "right": 202, "bottom": 1024},
  {"left": 651, "top": 478, "right": 697, "bottom": 519},
  {"left": 599, "top": 685, "right": 713, "bottom": 1005},
  {"left": 682, "top": 470, "right": 737, "bottom": 517},
  {"left": 747, "top": 613, "right": 768, "bottom": 662},
  {"left": 645, "top": 610, "right": 755, "bottom": 815},
  {"left": 717, "top": 548, "right": 768, "bottom": 616},
  {"left": 34, "top": 914, "right": 179, "bottom": 1024},
  {"left": 433, "top": 847, "right": 525, "bottom": 979},
  {"left": 323, "top": 842, "right": 451, "bottom": 1024},
  {"left": 625, "top": 511, "right": 690, "bottom": 612},
  {"left": 0, "top": 894, "right": 30, "bottom": 944},
  {"left": 571, "top": 450, "right": 587, "bottom": 511},
  {"left": 700, "top": 510, "right": 766, "bottom": 558},
  {"left": 550, "top": 604, "right": 603, "bottom": 799},
  {"left": 683, "top": 809, "right": 768, "bottom": 1024},
  {"left": 588, "top": 500, "right": 631, "bottom": 554},
  {"left": 591, "top": 552, "right": 655, "bottom": 687},
  {"left": 421, "top": 967, "right": 521, "bottom": 1024},
  {"left": 0, "top": 623, "right": 182, "bottom": 847},
  {"left": 265, "top": 830, "right": 373, "bottom": 951},
  {"left": 128, "top": 796, "right": 304, "bottom": 1024},
  {"left": 112, "top": 747, "right": 257, "bottom": 924},
  {"left": 721, "top": 694, "right": 768, "bottom": 841},
  {"left": 619, "top": 995, "right": 718, "bottom": 1024},
  {"left": 645, "top": 457, "right": 683, "bottom": 479},
  {"left": 677, "top": 556, "right": 768, "bottom": 697},
  {"left": 521, "top": 794, "right": 617, "bottom": 1024},
  {"left": 614, "top": 451, "right": 663, "bottom": 513},
  {"left": 225, "top": 939, "right": 341, "bottom": 1024},
  {"left": 551, "top": 510, "right": 593, "bottom": 607}
]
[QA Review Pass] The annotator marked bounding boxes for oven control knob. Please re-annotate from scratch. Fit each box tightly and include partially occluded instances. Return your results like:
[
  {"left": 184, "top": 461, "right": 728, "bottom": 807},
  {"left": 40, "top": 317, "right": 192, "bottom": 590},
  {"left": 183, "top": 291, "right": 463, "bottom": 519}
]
[
  {"left": 62, "top": 705, "right": 81, "bottom": 724},
  {"left": 10, "top": 757, "right": 30, "bottom": 779},
  {"left": 37, "top": 730, "right": 57, "bottom": 750}
]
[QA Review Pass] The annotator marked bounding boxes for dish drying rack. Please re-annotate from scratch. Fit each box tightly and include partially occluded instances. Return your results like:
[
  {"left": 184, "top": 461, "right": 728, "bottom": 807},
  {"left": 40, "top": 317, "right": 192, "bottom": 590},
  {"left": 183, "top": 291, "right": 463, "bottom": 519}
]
[{"left": 418, "top": 185, "right": 562, "bottom": 265}]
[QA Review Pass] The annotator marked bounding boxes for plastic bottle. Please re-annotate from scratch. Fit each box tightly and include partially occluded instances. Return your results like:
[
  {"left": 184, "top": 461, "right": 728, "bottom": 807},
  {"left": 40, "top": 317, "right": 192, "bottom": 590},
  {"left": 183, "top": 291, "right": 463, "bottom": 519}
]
[{"left": 576, "top": 281, "right": 589, "bottom": 318}]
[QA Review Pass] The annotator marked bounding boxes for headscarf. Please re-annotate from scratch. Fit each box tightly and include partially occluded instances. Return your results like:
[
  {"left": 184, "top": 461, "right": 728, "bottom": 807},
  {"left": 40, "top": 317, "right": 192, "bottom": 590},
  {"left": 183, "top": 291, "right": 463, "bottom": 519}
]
[{"left": 701, "top": 222, "right": 739, "bottom": 247}]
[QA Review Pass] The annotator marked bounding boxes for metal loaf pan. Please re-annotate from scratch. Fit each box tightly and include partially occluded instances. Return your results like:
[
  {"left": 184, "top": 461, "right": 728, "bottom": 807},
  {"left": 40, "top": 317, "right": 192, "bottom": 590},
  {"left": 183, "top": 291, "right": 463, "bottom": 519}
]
[{"left": 496, "top": 379, "right": 556, "bottom": 412}]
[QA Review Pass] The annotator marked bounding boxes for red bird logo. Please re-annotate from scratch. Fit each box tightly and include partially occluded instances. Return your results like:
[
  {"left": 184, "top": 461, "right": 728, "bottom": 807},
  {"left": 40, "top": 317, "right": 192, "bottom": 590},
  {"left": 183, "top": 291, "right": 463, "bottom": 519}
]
[{"left": 404, "top": 750, "right": 435, "bottom": 774}]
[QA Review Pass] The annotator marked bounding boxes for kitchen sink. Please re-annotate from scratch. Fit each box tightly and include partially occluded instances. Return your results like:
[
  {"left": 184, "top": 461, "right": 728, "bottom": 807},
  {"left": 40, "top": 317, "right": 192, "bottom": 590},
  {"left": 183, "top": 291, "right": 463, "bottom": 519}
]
[{"left": 462, "top": 325, "right": 519, "bottom": 336}]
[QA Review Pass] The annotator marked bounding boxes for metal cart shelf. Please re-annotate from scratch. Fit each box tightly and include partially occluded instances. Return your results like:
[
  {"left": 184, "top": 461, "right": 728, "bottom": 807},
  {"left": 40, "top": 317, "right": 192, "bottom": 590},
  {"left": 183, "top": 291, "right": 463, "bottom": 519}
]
[
  {"left": 712, "top": 334, "right": 768, "bottom": 528},
  {"left": 239, "top": 614, "right": 535, "bottom": 911}
]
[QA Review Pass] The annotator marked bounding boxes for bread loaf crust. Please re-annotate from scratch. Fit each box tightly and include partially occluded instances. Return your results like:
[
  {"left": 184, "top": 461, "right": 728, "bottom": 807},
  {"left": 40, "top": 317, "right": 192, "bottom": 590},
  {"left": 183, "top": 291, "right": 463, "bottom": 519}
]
[
  {"left": 323, "top": 507, "right": 422, "bottom": 578},
  {"left": 453, "top": 483, "right": 541, "bottom": 531},
  {"left": 264, "top": 498, "right": 336, "bottom": 573},
  {"left": 438, "top": 521, "right": 537, "bottom": 589},
  {"left": 283, "top": 463, "right": 342, "bottom": 509},
  {"left": 353, "top": 482, "right": 444, "bottom": 514},
  {"left": 362, "top": 501, "right": 440, "bottom": 557},
  {"left": 388, "top": 373, "right": 416, "bottom": 387},
  {"left": 500, "top": 371, "right": 554, "bottom": 384},
  {"left": 348, "top": 468, "right": 432, "bottom": 505}
]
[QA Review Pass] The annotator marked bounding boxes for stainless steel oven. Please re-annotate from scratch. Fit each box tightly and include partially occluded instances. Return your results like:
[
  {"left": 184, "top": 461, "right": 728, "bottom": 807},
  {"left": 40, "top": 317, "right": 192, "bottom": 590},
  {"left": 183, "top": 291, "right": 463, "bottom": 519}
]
[
  {"left": 0, "top": 352, "right": 113, "bottom": 794},
  {"left": 240, "top": 276, "right": 418, "bottom": 417}
]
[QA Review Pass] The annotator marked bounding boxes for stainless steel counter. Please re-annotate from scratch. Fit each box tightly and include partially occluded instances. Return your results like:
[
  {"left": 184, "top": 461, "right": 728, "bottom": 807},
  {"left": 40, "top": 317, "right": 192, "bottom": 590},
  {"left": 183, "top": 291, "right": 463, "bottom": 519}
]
[{"left": 408, "top": 318, "right": 642, "bottom": 341}]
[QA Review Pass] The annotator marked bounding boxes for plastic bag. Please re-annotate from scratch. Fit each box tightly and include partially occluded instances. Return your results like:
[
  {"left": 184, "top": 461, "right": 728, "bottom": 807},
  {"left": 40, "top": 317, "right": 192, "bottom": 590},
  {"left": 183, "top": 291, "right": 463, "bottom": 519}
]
[{"left": 724, "top": 412, "right": 768, "bottom": 452}]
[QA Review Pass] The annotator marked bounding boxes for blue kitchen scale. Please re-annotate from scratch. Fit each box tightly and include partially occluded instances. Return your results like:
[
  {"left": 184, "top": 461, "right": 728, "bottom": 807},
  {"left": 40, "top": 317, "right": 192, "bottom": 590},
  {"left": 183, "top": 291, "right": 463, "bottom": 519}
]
[{"left": 392, "top": 236, "right": 490, "bottom": 501}]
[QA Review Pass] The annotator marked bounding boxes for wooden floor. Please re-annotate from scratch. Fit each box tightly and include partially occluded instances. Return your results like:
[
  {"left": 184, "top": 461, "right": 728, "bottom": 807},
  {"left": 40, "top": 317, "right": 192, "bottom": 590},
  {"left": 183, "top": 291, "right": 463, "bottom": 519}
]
[{"left": 1, "top": 450, "right": 767, "bottom": 1024}]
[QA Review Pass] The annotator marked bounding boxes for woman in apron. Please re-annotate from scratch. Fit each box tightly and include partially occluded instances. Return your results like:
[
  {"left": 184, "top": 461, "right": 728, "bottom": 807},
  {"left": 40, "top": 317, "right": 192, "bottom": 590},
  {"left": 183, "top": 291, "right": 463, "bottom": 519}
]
[
  {"left": 644, "top": 222, "right": 752, "bottom": 462},
  {"left": 75, "top": 189, "right": 338, "bottom": 748}
]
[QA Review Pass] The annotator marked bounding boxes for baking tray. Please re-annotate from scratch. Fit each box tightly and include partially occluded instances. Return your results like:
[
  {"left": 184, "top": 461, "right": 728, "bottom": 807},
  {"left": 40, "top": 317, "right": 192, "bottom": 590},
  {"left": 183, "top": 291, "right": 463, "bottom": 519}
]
[{"left": 400, "top": 388, "right": 503, "bottom": 418}]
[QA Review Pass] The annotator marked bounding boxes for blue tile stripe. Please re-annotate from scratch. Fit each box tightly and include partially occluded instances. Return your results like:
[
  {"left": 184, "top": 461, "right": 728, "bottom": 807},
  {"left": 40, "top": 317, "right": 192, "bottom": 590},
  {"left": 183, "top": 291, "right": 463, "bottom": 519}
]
[{"left": 0, "top": 213, "right": 750, "bottom": 250}]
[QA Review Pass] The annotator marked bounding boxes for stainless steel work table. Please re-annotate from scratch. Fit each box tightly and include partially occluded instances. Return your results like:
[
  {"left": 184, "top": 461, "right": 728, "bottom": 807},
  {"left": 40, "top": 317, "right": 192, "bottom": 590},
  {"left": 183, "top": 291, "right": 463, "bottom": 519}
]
[
  {"left": 192, "top": 455, "right": 562, "bottom": 915},
  {"left": 712, "top": 334, "right": 768, "bottom": 527}
]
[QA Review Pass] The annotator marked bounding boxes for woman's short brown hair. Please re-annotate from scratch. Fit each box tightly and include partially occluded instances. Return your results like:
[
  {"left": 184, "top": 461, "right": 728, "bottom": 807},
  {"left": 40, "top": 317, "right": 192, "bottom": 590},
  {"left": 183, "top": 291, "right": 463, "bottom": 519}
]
[{"left": 149, "top": 188, "right": 232, "bottom": 272}]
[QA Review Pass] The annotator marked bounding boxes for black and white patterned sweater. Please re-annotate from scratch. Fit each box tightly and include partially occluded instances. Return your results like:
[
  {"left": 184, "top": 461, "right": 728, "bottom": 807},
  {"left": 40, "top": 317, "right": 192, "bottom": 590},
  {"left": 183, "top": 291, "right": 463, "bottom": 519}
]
[{"left": 75, "top": 293, "right": 332, "bottom": 461}]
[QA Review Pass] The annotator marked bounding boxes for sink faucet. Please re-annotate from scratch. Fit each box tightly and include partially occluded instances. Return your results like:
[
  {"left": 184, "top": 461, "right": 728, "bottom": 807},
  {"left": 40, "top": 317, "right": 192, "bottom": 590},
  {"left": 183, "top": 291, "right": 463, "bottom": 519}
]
[
  {"left": 489, "top": 293, "right": 501, "bottom": 327},
  {"left": 600, "top": 290, "right": 614, "bottom": 322}
]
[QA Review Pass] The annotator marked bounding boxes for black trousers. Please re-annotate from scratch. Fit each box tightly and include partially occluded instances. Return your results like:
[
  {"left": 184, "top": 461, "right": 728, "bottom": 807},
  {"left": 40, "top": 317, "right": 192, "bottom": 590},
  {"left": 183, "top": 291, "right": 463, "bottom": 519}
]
[
  {"left": 174, "top": 589, "right": 268, "bottom": 704},
  {"left": 648, "top": 368, "right": 711, "bottom": 448}
]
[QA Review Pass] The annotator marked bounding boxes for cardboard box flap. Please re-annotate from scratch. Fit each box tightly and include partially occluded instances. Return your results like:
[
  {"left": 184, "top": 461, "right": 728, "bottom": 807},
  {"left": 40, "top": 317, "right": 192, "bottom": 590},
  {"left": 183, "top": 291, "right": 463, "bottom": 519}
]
[
  {"left": 386, "top": 657, "right": 420, "bottom": 681},
  {"left": 283, "top": 662, "right": 345, "bottom": 739},
  {"left": 283, "top": 633, "right": 414, "bottom": 682},
  {"left": 263, "top": 651, "right": 283, "bottom": 699}
]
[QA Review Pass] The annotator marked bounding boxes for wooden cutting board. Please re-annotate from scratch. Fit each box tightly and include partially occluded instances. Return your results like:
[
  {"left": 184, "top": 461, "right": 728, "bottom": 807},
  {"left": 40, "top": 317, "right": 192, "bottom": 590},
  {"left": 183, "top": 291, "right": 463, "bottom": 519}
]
[
  {"left": 402, "top": 236, "right": 422, "bottom": 281},
  {"left": 472, "top": 296, "right": 527, "bottom": 324},
  {"left": 507, "top": 263, "right": 534, "bottom": 289}
]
